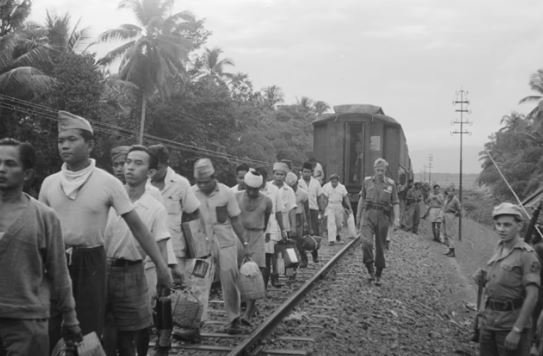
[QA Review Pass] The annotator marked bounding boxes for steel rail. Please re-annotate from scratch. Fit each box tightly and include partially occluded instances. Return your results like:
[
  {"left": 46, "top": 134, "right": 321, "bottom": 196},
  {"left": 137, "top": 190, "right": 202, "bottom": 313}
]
[{"left": 227, "top": 236, "right": 361, "bottom": 356}]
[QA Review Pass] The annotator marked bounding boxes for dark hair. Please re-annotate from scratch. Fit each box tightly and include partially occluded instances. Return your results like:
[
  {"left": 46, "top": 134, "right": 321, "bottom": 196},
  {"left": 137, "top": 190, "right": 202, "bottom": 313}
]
[
  {"left": 79, "top": 129, "right": 94, "bottom": 143},
  {"left": 302, "top": 161, "right": 314, "bottom": 171},
  {"left": 236, "top": 163, "right": 250, "bottom": 174},
  {"left": 255, "top": 167, "right": 268, "bottom": 181},
  {"left": 128, "top": 145, "right": 158, "bottom": 170},
  {"left": 0, "top": 138, "right": 36, "bottom": 170},
  {"left": 433, "top": 184, "right": 440, "bottom": 189},
  {"left": 148, "top": 144, "right": 169, "bottom": 164}
]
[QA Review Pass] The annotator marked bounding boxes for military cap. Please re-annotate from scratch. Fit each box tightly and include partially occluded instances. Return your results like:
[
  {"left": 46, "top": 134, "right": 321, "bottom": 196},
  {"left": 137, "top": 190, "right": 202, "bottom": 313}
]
[
  {"left": 244, "top": 169, "right": 263, "bottom": 188},
  {"left": 492, "top": 202, "right": 524, "bottom": 220},
  {"left": 194, "top": 158, "right": 215, "bottom": 179},
  {"left": 58, "top": 110, "right": 93, "bottom": 134},
  {"left": 374, "top": 158, "right": 388, "bottom": 168},
  {"left": 329, "top": 173, "right": 339, "bottom": 180},
  {"left": 302, "top": 161, "right": 314, "bottom": 171},
  {"left": 110, "top": 145, "right": 130, "bottom": 161}
]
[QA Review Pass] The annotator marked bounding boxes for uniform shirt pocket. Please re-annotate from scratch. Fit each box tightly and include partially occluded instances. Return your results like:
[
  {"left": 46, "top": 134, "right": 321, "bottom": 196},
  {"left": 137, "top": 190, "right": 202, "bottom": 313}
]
[
  {"left": 165, "top": 196, "right": 181, "bottom": 215},
  {"left": 500, "top": 263, "right": 523, "bottom": 289},
  {"left": 216, "top": 205, "right": 228, "bottom": 224}
]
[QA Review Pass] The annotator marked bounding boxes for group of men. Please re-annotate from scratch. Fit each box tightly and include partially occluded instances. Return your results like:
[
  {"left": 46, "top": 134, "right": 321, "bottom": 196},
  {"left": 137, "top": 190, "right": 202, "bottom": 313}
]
[{"left": 0, "top": 108, "right": 355, "bottom": 355}]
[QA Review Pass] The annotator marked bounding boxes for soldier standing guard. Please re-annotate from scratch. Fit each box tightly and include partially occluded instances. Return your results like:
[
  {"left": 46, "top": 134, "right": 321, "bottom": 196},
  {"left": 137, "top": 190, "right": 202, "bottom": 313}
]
[
  {"left": 357, "top": 158, "right": 400, "bottom": 286},
  {"left": 474, "top": 203, "right": 540, "bottom": 356}
]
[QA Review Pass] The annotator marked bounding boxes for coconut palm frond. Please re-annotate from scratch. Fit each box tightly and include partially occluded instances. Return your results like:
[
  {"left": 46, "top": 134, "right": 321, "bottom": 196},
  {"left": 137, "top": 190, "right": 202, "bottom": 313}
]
[
  {"left": 97, "top": 40, "right": 136, "bottom": 66},
  {"left": 519, "top": 95, "right": 542, "bottom": 104},
  {"left": 0, "top": 66, "right": 56, "bottom": 94},
  {"left": 97, "top": 26, "right": 141, "bottom": 43}
]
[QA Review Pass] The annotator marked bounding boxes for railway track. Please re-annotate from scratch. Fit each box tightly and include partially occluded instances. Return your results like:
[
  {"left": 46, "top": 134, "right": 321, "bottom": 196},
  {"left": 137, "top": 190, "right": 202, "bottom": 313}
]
[{"left": 161, "top": 236, "right": 360, "bottom": 356}]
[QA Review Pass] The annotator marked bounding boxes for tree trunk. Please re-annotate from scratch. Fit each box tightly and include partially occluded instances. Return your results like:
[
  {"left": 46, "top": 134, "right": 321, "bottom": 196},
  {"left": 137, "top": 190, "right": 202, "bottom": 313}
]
[{"left": 138, "top": 93, "right": 146, "bottom": 144}]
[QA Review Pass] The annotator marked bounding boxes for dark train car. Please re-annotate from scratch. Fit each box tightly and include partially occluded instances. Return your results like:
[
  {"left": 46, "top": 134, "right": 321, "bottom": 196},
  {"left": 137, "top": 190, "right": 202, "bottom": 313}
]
[{"left": 312, "top": 104, "right": 412, "bottom": 202}]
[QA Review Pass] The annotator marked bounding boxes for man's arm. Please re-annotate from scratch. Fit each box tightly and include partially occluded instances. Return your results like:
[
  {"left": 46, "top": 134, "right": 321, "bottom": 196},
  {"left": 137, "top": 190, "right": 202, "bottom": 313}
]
[
  {"left": 504, "top": 285, "right": 538, "bottom": 350},
  {"left": 122, "top": 211, "right": 172, "bottom": 288}
]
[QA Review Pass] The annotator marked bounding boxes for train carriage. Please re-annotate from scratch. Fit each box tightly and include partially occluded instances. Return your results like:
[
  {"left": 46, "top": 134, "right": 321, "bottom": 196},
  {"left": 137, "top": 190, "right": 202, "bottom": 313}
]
[{"left": 312, "top": 104, "right": 412, "bottom": 203}]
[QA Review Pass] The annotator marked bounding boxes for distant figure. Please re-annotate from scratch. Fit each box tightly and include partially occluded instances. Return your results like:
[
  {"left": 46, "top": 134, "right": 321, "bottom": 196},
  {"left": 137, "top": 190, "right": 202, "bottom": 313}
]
[
  {"left": 442, "top": 185, "right": 460, "bottom": 257},
  {"left": 231, "top": 163, "right": 249, "bottom": 193},
  {"left": 404, "top": 181, "right": 423, "bottom": 234},
  {"left": 424, "top": 184, "right": 444, "bottom": 242},
  {"left": 298, "top": 161, "right": 324, "bottom": 237},
  {"left": 309, "top": 158, "right": 324, "bottom": 185},
  {"left": 322, "top": 174, "right": 352, "bottom": 245}
]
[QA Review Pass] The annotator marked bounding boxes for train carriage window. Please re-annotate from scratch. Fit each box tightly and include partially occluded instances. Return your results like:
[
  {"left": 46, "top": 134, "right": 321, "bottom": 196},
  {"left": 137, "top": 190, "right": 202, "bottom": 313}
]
[{"left": 348, "top": 123, "right": 365, "bottom": 185}]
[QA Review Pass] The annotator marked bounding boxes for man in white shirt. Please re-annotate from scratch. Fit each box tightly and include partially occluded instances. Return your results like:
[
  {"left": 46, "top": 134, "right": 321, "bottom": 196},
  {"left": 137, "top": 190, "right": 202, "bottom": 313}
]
[
  {"left": 298, "top": 161, "right": 323, "bottom": 237},
  {"left": 322, "top": 174, "right": 353, "bottom": 245},
  {"left": 230, "top": 163, "right": 249, "bottom": 193},
  {"left": 103, "top": 145, "right": 171, "bottom": 356}
]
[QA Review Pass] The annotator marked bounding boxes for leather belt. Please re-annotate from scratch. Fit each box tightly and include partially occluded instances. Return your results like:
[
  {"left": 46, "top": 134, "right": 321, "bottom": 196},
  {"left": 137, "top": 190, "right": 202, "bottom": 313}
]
[
  {"left": 109, "top": 258, "right": 142, "bottom": 267},
  {"left": 366, "top": 203, "right": 388, "bottom": 211},
  {"left": 486, "top": 298, "right": 523, "bottom": 311}
]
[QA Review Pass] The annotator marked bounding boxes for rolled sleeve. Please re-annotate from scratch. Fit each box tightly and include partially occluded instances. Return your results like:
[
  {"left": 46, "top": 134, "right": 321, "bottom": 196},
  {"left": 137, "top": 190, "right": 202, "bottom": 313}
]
[
  {"left": 226, "top": 189, "right": 241, "bottom": 217},
  {"left": 521, "top": 251, "right": 541, "bottom": 287},
  {"left": 109, "top": 177, "right": 134, "bottom": 216}
]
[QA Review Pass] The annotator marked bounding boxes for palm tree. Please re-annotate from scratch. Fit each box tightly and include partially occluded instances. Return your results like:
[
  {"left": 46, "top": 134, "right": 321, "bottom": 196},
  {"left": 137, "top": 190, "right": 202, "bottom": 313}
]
[
  {"left": 520, "top": 69, "right": 543, "bottom": 121},
  {"left": 0, "top": 28, "right": 55, "bottom": 99},
  {"left": 97, "top": 0, "right": 195, "bottom": 143},
  {"left": 44, "top": 11, "right": 91, "bottom": 53},
  {"left": 261, "top": 85, "right": 283, "bottom": 109},
  {"left": 313, "top": 100, "right": 330, "bottom": 116},
  {"left": 195, "top": 47, "right": 234, "bottom": 83}
]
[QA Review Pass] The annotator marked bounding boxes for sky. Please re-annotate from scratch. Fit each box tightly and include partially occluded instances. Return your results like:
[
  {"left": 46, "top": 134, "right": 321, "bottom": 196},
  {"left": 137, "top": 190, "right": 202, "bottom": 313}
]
[{"left": 30, "top": 0, "right": 543, "bottom": 174}]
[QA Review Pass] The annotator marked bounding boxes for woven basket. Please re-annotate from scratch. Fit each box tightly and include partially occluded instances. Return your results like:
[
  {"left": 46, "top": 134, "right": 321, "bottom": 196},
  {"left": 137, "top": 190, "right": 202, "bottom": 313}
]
[
  {"left": 171, "top": 289, "right": 203, "bottom": 329},
  {"left": 239, "top": 260, "right": 265, "bottom": 300}
]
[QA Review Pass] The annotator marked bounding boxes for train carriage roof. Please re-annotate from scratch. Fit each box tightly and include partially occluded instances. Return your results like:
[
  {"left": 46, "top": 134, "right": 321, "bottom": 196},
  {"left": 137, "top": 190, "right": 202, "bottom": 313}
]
[{"left": 313, "top": 104, "right": 401, "bottom": 127}]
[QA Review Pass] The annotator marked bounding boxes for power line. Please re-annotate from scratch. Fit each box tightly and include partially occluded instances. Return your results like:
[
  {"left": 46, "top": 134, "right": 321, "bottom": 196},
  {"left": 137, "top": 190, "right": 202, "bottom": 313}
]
[
  {"left": 0, "top": 93, "right": 270, "bottom": 167},
  {"left": 452, "top": 89, "right": 471, "bottom": 241}
]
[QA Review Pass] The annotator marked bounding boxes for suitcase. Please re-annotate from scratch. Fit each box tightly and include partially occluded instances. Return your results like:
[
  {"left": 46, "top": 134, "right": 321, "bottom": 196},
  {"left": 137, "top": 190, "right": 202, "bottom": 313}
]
[
  {"left": 52, "top": 332, "right": 105, "bottom": 356},
  {"left": 275, "top": 240, "right": 301, "bottom": 268},
  {"left": 182, "top": 219, "right": 210, "bottom": 259}
]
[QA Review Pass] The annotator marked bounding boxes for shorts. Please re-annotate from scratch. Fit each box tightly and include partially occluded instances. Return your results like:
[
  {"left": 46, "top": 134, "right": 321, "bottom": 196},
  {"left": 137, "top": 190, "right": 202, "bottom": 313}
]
[{"left": 106, "top": 261, "right": 153, "bottom": 331}]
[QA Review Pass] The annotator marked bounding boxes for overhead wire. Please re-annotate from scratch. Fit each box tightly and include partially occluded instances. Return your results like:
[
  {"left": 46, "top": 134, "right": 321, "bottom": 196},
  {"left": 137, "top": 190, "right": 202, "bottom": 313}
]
[{"left": 0, "top": 93, "right": 270, "bottom": 167}]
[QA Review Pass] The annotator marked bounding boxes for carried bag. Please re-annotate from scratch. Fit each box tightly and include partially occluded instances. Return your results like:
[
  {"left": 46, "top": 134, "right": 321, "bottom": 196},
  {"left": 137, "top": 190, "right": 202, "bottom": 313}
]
[
  {"left": 239, "top": 258, "right": 266, "bottom": 300},
  {"left": 275, "top": 240, "right": 301, "bottom": 268},
  {"left": 182, "top": 219, "right": 210, "bottom": 259},
  {"left": 171, "top": 289, "right": 203, "bottom": 329},
  {"left": 52, "top": 332, "right": 105, "bottom": 356},
  {"left": 301, "top": 235, "right": 321, "bottom": 252}
]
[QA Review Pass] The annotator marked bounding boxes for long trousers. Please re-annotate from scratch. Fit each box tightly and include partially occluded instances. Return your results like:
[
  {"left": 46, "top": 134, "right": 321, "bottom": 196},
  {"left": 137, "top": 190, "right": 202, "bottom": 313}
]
[
  {"left": 404, "top": 203, "right": 420, "bottom": 233},
  {"left": 214, "top": 245, "right": 241, "bottom": 323},
  {"left": 479, "top": 328, "right": 532, "bottom": 356},
  {"left": 326, "top": 204, "right": 345, "bottom": 242},
  {"left": 443, "top": 213, "right": 456, "bottom": 248},
  {"left": 308, "top": 209, "right": 320, "bottom": 236},
  {"left": 50, "top": 246, "right": 107, "bottom": 350},
  {"left": 0, "top": 318, "right": 48, "bottom": 356},
  {"left": 361, "top": 209, "right": 390, "bottom": 275}
]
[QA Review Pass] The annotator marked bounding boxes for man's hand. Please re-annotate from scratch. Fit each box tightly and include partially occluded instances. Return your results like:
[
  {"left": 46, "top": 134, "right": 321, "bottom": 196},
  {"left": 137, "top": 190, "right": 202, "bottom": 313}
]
[
  {"left": 171, "top": 265, "right": 184, "bottom": 286},
  {"left": 156, "top": 265, "right": 173, "bottom": 290},
  {"left": 504, "top": 329, "right": 521, "bottom": 350},
  {"left": 265, "top": 233, "right": 271, "bottom": 243},
  {"left": 472, "top": 268, "right": 487, "bottom": 286},
  {"left": 393, "top": 218, "right": 400, "bottom": 229},
  {"left": 243, "top": 245, "right": 251, "bottom": 259},
  {"left": 62, "top": 324, "right": 83, "bottom": 344},
  {"left": 281, "top": 230, "right": 288, "bottom": 241}
]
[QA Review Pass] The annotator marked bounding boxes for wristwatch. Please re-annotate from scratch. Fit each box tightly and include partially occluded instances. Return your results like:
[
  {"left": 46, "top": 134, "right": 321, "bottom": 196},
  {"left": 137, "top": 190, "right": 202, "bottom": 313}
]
[
  {"left": 512, "top": 326, "right": 522, "bottom": 333},
  {"left": 243, "top": 241, "right": 249, "bottom": 246}
]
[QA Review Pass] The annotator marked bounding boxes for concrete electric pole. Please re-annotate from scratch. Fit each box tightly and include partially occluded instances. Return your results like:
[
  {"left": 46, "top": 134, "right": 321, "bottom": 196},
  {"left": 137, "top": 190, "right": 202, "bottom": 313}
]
[{"left": 452, "top": 89, "right": 471, "bottom": 241}]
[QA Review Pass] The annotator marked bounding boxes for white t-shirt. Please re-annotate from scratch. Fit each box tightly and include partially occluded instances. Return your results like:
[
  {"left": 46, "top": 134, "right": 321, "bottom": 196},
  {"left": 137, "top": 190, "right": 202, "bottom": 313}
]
[
  {"left": 39, "top": 167, "right": 134, "bottom": 247},
  {"left": 269, "top": 182, "right": 296, "bottom": 235},
  {"left": 105, "top": 191, "right": 170, "bottom": 260},
  {"left": 322, "top": 182, "right": 348, "bottom": 206},
  {"left": 298, "top": 177, "right": 322, "bottom": 210}
]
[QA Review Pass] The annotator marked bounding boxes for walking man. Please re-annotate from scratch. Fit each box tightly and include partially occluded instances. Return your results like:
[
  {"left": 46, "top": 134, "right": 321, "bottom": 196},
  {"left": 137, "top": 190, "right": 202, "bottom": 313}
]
[
  {"left": 474, "top": 203, "right": 540, "bottom": 356},
  {"left": 442, "top": 185, "right": 461, "bottom": 257},
  {"left": 322, "top": 174, "right": 353, "bottom": 245},
  {"left": 192, "top": 158, "right": 249, "bottom": 334},
  {"left": 39, "top": 111, "right": 172, "bottom": 345},
  {"left": 286, "top": 171, "right": 311, "bottom": 267},
  {"left": 235, "top": 169, "right": 272, "bottom": 322},
  {"left": 404, "top": 181, "right": 422, "bottom": 234},
  {"left": 231, "top": 163, "right": 249, "bottom": 193},
  {"left": 357, "top": 158, "right": 400, "bottom": 286},
  {"left": 298, "top": 161, "right": 323, "bottom": 237},
  {"left": 424, "top": 184, "right": 444, "bottom": 242},
  {"left": 103, "top": 145, "right": 171, "bottom": 356},
  {"left": 0, "top": 138, "right": 81, "bottom": 354}
]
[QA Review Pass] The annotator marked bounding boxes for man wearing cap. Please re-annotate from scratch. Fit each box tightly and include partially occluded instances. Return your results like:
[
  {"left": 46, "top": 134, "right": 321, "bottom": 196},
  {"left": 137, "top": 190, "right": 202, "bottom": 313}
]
[
  {"left": 0, "top": 138, "right": 81, "bottom": 354},
  {"left": 322, "top": 174, "right": 352, "bottom": 245},
  {"left": 235, "top": 169, "right": 272, "bottom": 322},
  {"left": 404, "top": 181, "right": 423, "bottom": 234},
  {"left": 357, "top": 158, "right": 399, "bottom": 286},
  {"left": 39, "top": 111, "right": 172, "bottom": 345},
  {"left": 268, "top": 162, "right": 297, "bottom": 287},
  {"left": 298, "top": 161, "right": 324, "bottom": 237},
  {"left": 442, "top": 185, "right": 461, "bottom": 257},
  {"left": 111, "top": 145, "right": 130, "bottom": 182},
  {"left": 192, "top": 158, "right": 249, "bottom": 334},
  {"left": 231, "top": 163, "right": 249, "bottom": 193},
  {"left": 473, "top": 203, "right": 540, "bottom": 356},
  {"left": 286, "top": 171, "right": 312, "bottom": 268}
]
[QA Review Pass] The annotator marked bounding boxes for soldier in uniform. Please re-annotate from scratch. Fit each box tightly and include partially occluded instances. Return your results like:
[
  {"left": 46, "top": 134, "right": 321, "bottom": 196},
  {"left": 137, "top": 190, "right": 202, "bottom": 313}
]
[
  {"left": 357, "top": 158, "right": 400, "bottom": 286},
  {"left": 404, "top": 181, "right": 423, "bottom": 234},
  {"left": 473, "top": 203, "right": 540, "bottom": 356}
]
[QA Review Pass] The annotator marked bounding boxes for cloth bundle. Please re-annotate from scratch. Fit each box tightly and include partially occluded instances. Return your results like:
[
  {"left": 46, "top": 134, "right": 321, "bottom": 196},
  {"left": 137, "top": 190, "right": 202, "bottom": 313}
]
[
  {"left": 301, "top": 235, "right": 322, "bottom": 252},
  {"left": 239, "top": 259, "right": 266, "bottom": 300},
  {"left": 52, "top": 332, "right": 105, "bottom": 356}
]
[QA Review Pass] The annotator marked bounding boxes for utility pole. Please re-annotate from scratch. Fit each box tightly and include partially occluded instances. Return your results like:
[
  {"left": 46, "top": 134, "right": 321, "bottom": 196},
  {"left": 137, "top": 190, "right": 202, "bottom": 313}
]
[
  {"left": 428, "top": 154, "right": 433, "bottom": 185},
  {"left": 452, "top": 89, "right": 471, "bottom": 241}
]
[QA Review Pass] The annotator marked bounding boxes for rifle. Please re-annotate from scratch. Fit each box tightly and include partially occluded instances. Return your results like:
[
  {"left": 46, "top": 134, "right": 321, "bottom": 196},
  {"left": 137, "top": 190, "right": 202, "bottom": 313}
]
[
  {"left": 525, "top": 200, "right": 543, "bottom": 244},
  {"left": 470, "top": 270, "right": 486, "bottom": 343}
]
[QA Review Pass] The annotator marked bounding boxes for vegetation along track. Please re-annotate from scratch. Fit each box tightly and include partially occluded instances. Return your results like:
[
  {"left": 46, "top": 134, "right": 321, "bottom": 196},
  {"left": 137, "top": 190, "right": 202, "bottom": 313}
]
[{"left": 163, "top": 236, "right": 360, "bottom": 356}]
